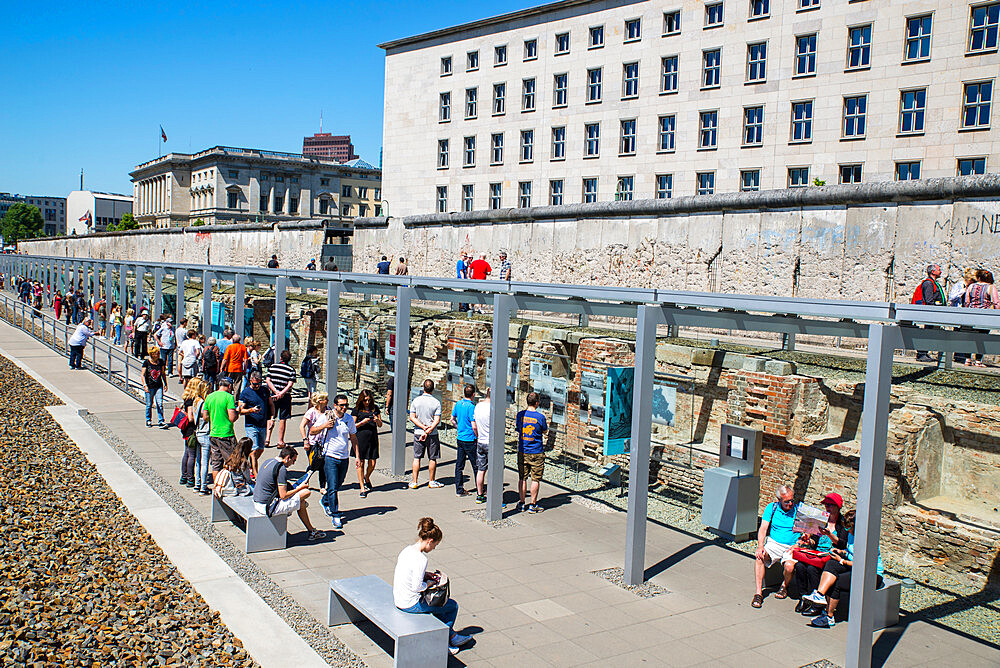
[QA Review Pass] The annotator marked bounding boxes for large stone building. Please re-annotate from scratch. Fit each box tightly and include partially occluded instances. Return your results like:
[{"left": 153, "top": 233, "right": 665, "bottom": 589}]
[
  {"left": 129, "top": 146, "right": 382, "bottom": 228},
  {"left": 379, "top": 0, "right": 1000, "bottom": 217},
  {"left": 1, "top": 193, "right": 66, "bottom": 237},
  {"left": 66, "top": 191, "right": 133, "bottom": 235}
]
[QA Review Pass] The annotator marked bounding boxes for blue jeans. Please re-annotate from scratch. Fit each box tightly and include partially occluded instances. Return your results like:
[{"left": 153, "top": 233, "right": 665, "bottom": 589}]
[
  {"left": 114, "top": 324, "right": 122, "bottom": 345},
  {"left": 455, "top": 439, "right": 478, "bottom": 492},
  {"left": 195, "top": 433, "right": 211, "bottom": 489},
  {"left": 145, "top": 387, "right": 164, "bottom": 423},
  {"left": 322, "top": 455, "right": 350, "bottom": 518},
  {"left": 400, "top": 598, "right": 459, "bottom": 632},
  {"left": 245, "top": 424, "right": 267, "bottom": 451},
  {"left": 162, "top": 348, "right": 175, "bottom": 375}
]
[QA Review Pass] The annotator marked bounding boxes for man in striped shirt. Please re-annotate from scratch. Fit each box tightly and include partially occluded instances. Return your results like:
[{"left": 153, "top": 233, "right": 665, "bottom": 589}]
[{"left": 266, "top": 349, "right": 297, "bottom": 447}]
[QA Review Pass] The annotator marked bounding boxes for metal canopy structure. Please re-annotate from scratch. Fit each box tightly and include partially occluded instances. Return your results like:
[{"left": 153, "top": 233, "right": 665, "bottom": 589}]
[{"left": 7, "top": 252, "right": 1000, "bottom": 668}]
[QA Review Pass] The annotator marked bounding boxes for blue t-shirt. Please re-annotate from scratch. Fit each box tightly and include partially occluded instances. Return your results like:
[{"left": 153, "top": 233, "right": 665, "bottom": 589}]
[
  {"left": 764, "top": 501, "right": 800, "bottom": 547},
  {"left": 217, "top": 338, "right": 232, "bottom": 356},
  {"left": 451, "top": 399, "right": 476, "bottom": 441},
  {"left": 845, "top": 533, "right": 883, "bottom": 576},
  {"left": 455, "top": 260, "right": 466, "bottom": 279},
  {"left": 239, "top": 384, "right": 271, "bottom": 428},
  {"left": 516, "top": 409, "right": 547, "bottom": 454},
  {"left": 376, "top": 261, "right": 391, "bottom": 274}
]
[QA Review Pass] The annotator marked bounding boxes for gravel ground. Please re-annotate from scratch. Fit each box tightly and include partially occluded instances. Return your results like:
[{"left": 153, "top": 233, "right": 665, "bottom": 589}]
[
  {"left": 592, "top": 567, "right": 669, "bottom": 598},
  {"left": 0, "top": 355, "right": 256, "bottom": 667}
]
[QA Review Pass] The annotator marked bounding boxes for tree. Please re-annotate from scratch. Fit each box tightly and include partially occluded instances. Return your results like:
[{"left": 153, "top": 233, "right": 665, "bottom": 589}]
[
  {"left": 119, "top": 213, "right": 139, "bottom": 230},
  {"left": 1, "top": 203, "right": 44, "bottom": 245},
  {"left": 192, "top": 218, "right": 205, "bottom": 226}
]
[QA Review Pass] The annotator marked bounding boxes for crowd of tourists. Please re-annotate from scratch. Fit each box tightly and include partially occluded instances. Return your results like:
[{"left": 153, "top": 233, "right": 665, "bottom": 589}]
[{"left": 912, "top": 262, "right": 1000, "bottom": 364}]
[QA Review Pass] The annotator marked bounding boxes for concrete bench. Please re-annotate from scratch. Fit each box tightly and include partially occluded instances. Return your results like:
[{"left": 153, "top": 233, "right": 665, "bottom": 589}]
[
  {"left": 764, "top": 563, "right": 900, "bottom": 629},
  {"left": 327, "top": 575, "right": 448, "bottom": 668},
  {"left": 210, "top": 494, "right": 287, "bottom": 553}
]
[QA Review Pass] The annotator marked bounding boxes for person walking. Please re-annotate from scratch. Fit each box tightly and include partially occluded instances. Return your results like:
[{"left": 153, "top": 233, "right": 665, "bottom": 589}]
[
  {"left": 179, "top": 378, "right": 205, "bottom": 489},
  {"left": 174, "top": 317, "right": 189, "bottom": 376},
  {"left": 68, "top": 316, "right": 95, "bottom": 370},
  {"left": 178, "top": 328, "right": 202, "bottom": 380},
  {"left": 450, "top": 384, "right": 478, "bottom": 497},
  {"left": 395, "top": 257, "right": 409, "bottom": 275},
  {"left": 156, "top": 316, "right": 177, "bottom": 376},
  {"left": 74, "top": 289, "right": 87, "bottom": 325},
  {"left": 53, "top": 290, "right": 62, "bottom": 321},
  {"left": 143, "top": 346, "right": 168, "bottom": 428},
  {"left": 498, "top": 251, "right": 511, "bottom": 281},
  {"left": 352, "top": 389, "right": 382, "bottom": 498},
  {"left": 472, "top": 387, "right": 491, "bottom": 503},
  {"left": 184, "top": 377, "right": 213, "bottom": 494},
  {"left": 300, "top": 345, "right": 320, "bottom": 406},
  {"left": 300, "top": 392, "right": 329, "bottom": 492},
  {"left": 266, "top": 349, "right": 296, "bottom": 447},
  {"left": 238, "top": 370, "right": 274, "bottom": 477},
  {"left": 515, "top": 392, "right": 547, "bottom": 513},
  {"left": 376, "top": 255, "right": 391, "bottom": 274},
  {"left": 221, "top": 333, "right": 248, "bottom": 397},
  {"left": 912, "top": 264, "right": 946, "bottom": 363},
  {"left": 201, "top": 336, "right": 221, "bottom": 389},
  {"left": 266, "top": 254, "right": 279, "bottom": 269},
  {"left": 964, "top": 269, "right": 1000, "bottom": 367},
  {"left": 123, "top": 308, "right": 134, "bottom": 349},
  {"left": 408, "top": 379, "right": 443, "bottom": 489},
  {"left": 309, "top": 393, "right": 359, "bottom": 530},
  {"left": 203, "top": 377, "right": 239, "bottom": 484},
  {"left": 111, "top": 303, "right": 123, "bottom": 345},
  {"left": 455, "top": 253, "right": 470, "bottom": 312}
]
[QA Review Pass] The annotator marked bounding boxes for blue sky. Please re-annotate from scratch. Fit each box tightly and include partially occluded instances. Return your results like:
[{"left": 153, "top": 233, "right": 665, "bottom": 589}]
[{"left": 0, "top": 0, "right": 536, "bottom": 197}]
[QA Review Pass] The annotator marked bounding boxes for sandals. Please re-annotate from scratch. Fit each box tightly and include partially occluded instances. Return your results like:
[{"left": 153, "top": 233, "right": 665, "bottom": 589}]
[
  {"left": 774, "top": 586, "right": 788, "bottom": 600},
  {"left": 752, "top": 594, "right": 764, "bottom": 608}
]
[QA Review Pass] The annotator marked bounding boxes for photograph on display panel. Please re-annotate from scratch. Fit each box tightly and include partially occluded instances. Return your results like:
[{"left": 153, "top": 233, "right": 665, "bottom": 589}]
[{"left": 603, "top": 366, "right": 634, "bottom": 456}]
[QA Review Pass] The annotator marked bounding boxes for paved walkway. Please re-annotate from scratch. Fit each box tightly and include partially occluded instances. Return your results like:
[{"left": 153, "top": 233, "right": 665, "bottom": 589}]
[{"left": 1, "top": 314, "right": 997, "bottom": 667}]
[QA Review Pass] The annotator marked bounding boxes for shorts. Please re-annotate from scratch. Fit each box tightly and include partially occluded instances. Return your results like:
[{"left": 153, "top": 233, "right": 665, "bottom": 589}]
[
  {"left": 762, "top": 537, "right": 796, "bottom": 565},
  {"left": 413, "top": 433, "right": 440, "bottom": 460},
  {"left": 253, "top": 494, "right": 301, "bottom": 517},
  {"left": 475, "top": 443, "right": 489, "bottom": 471},
  {"left": 304, "top": 377, "right": 317, "bottom": 395},
  {"left": 274, "top": 394, "right": 292, "bottom": 420},
  {"left": 245, "top": 424, "right": 267, "bottom": 451},
  {"left": 518, "top": 452, "right": 545, "bottom": 481},
  {"left": 228, "top": 371, "right": 243, "bottom": 385},
  {"left": 209, "top": 436, "right": 237, "bottom": 473}
]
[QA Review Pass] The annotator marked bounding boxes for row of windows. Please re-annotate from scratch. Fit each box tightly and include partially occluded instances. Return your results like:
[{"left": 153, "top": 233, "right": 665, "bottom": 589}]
[
  {"left": 432, "top": 157, "right": 988, "bottom": 212},
  {"left": 436, "top": 82, "right": 992, "bottom": 169}
]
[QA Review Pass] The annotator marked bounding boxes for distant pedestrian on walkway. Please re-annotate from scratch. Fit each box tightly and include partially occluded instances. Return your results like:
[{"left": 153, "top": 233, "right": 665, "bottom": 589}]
[
  {"left": 963, "top": 269, "right": 1000, "bottom": 367},
  {"left": 472, "top": 387, "right": 491, "bottom": 503},
  {"left": 395, "top": 257, "right": 409, "bottom": 275},
  {"left": 352, "top": 389, "right": 382, "bottom": 498},
  {"left": 133, "top": 309, "right": 151, "bottom": 359},
  {"left": 376, "top": 255, "right": 391, "bottom": 274},
  {"left": 266, "top": 349, "right": 296, "bottom": 447},
  {"left": 451, "top": 384, "right": 478, "bottom": 497},
  {"left": 142, "top": 346, "right": 168, "bottom": 428},
  {"left": 222, "top": 333, "right": 248, "bottom": 397},
  {"left": 515, "top": 392, "right": 547, "bottom": 513},
  {"left": 498, "top": 251, "right": 511, "bottom": 281},
  {"left": 68, "top": 316, "right": 94, "bottom": 370},
  {"left": 409, "top": 379, "right": 442, "bottom": 489},
  {"left": 912, "top": 264, "right": 946, "bottom": 363},
  {"left": 306, "top": 258, "right": 317, "bottom": 271},
  {"left": 300, "top": 345, "right": 320, "bottom": 405},
  {"left": 267, "top": 254, "right": 279, "bottom": 269},
  {"left": 469, "top": 253, "right": 491, "bottom": 280}
]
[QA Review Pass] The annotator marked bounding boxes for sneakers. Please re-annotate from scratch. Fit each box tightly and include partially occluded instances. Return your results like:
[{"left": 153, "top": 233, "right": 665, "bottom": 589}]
[
  {"left": 456, "top": 489, "right": 471, "bottom": 497},
  {"left": 428, "top": 480, "right": 444, "bottom": 489},
  {"left": 526, "top": 504, "right": 542, "bottom": 514},
  {"left": 475, "top": 494, "right": 486, "bottom": 504},
  {"left": 408, "top": 482, "right": 419, "bottom": 489},
  {"left": 809, "top": 613, "right": 835, "bottom": 629},
  {"left": 803, "top": 590, "right": 827, "bottom": 606},
  {"left": 514, "top": 502, "right": 524, "bottom": 513},
  {"left": 332, "top": 515, "right": 343, "bottom": 530},
  {"left": 450, "top": 633, "right": 472, "bottom": 647},
  {"left": 308, "top": 530, "right": 327, "bottom": 541},
  {"left": 360, "top": 490, "right": 368, "bottom": 499}
]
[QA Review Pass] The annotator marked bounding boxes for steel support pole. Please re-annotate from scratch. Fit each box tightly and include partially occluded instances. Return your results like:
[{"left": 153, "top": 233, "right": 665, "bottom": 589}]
[
  {"left": 845, "top": 323, "right": 901, "bottom": 668},
  {"left": 391, "top": 286, "right": 414, "bottom": 476},
  {"left": 624, "top": 304, "right": 659, "bottom": 586},
  {"left": 486, "top": 294, "right": 514, "bottom": 521},
  {"left": 175, "top": 269, "right": 186, "bottom": 323},
  {"left": 118, "top": 264, "right": 127, "bottom": 311},
  {"left": 104, "top": 263, "right": 113, "bottom": 307},
  {"left": 201, "top": 270, "right": 213, "bottom": 338},
  {"left": 134, "top": 265, "right": 144, "bottom": 314},
  {"left": 325, "top": 282, "right": 341, "bottom": 393},
  {"left": 234, "top": 274, "right": 246, "bottom": 338},
  {"left": 154, "top": 268, "right": 163, "bottom": 318},
  {"left": 274, "top": 277, "right": 288, "bottom": 353}
]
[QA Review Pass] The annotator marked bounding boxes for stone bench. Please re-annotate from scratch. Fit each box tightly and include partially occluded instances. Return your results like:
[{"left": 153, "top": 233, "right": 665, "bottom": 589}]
[
  {"left": 327, "top": 575, "right": 448, "bottom": 668},
  {"left": 210, "top": 494, "right": 287, "bottom": 553},
  {"left": 764, "top": 563, "right": 900, "bottom": 629}
]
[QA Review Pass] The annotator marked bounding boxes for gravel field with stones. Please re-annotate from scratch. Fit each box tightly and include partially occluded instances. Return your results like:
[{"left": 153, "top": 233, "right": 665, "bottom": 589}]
[{"left": 0, "top": 355, "right": 257, "bottom": 667}]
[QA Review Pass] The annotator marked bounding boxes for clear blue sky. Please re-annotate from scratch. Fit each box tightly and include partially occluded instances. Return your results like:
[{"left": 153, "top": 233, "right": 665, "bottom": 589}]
[{"left": 0, "top": 0, "right": 536, "bottom": 198}]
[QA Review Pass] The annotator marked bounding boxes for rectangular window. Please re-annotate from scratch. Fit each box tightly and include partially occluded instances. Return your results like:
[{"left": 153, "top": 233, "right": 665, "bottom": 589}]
[
  {"left": 553, "top": 73, "right": 568, "bottom": 107},
  {"left": 342, "top": 185, "right": 351, "bottom": 197},
  {"left": 587, "top": 67, "right": 603, "bottom": 102},
  {"left": 357, "top": 203, "right": 366, "bottom": 216},
  {"left": 625, "top": 18, "right": 642, "bottom": 41},
  {"left": 899, "top": 88, "right": 926, "bottom": 134},
  {"left": 556, "top": 32, "right": 570, "bottom": 54},
  {"left": 795, "top": 34, "right": 817, "bottom": 76},
  {"left": 259, "top": 194, "right": 268, "bottom": 211},
  {"left": 699, "top": 110, "right": 718, "bottom": 148},
  {"left": 791, "top": 100, "right": 813, "bottom": 142},
  {"left": 491, "top": 133, "right": 504, "bottom": 164},
  {"left": 438, "top": 139, "right": 449, "bottom": 168},
  {"left": 358, "top": 186, "right": 368, "bottom": 198},
  {"left": 465, "top": 88, "right": 477, "bottom": 118},
  {"left": 436, "top": 186, "right": 448, "bottom": 212},
  {"left": 319, "top": 199, "right": 329, "bottom": 215},
  {"left": 895, "top": 161, "right": 921, "bottom": 181},
  {"left": 439, "top": 92, "right": 451, "bottom": 121},
  {"left": 958, "top": 157, "right": 986, "bottom": 175},
  {"left": 227, "top": 192, "right": 238, "bottom": 208},
  {"left": 660, "top": 55, "right": 678, "bottom": 93},
  {"left": 320, "top": 178, "right": 329, "bottom": 186},
  {"left": 749, "top": 0, "right": 769, "bottom": 19},
  {"left": 741, "top": 169, "right": 761, "bottom": 191},
  {"left": 495, "top": 44, "right": 507, "bottom": 66},
  {"left": 655, "top": 174, "right": 673, "bottom": 199},
  {"left": 843, "top": 95, "right": 867, "bottom": 138},
  {"left": 524, "top": 38, "right": 537, "bottom": 60},
  {"left": 585, "top": 123, "right": 600, "bottom": 156},
  {"left": 622, "top": 62, "right": 639, "bottom": 98},
  {"left": 905, "top": 15, "right": 932, "bottom": 62},
  {"left": 616, "top": 176, "right": 634, "bottom": 201},
  {"left": 520, "top": 129, "right": 534, "bottom": 162},
  {"left": 798, "top": 0, "right": 820, "bottom": 9},
  {"left": 658, "top": 115, "right": 676, "bottom": 152},
  {"left": 342, "top": 204, "right": 351, "bottom": 217},
  {"left": 590, "top": 25, "right": 604, "bottom": 48},
  {"left": 551, "top": 126, "right": 566, "bottom": 160},
  {"left": 550, "top": 179, "right": 564, "bottom": 205},
  {"left": 747, "top": 42, "right": 767, "bottom": 82},
  {"left": 705, "top": 2, "right": 724, "bottom": 27},
  {"left": 462, "top": 185, "right": 474, "bottom": 212},
  {"left": 467, "top": 50, "right": 479, "bottom": 71},
  {"left": 463, "top": 136, "right": 476, "bottom": 167},
  {"left": 228, "top": 170, "right": 238, "bottom": 178},
  {"left": 847, "top": 25, "right": 872, "bottom": 69},
  {"left": 489, "top": 183, "right": 502, "bottom": 209},
  {"left": 663, "top": 10, "right": 681, "bottom": 35},
  {"left": 703, "top": 49, "right": 721, "bottom": 88},
  {"left": 697, "top": 172, "right": 715, "bottom": 195},
  {"left": 969, "top": 3, "right": 1000, "bottom": 53},
  {"left": 963, "top": 80, "right": 993, "bottom": 129},
  {"left": 493, "top": 83, "right": 506, "bottom": 115},
  {"left": 788, "top": 167, "right": 810, "bottom": 187},
  {"left": 620, "top": 119, "right": 637, "bottom": 155},
  {"left": 275, "top": 175, "right": 284, "bottom": 183},
  {"left": 840, "top": 164, "right": 862, "bottom": 184},
  {"left": 583, "top": 177, "right": 599, "bottom": 203},
  {"left": 518, "top": 181, "right": 532, "bottom": 208},
  {"left": 441, "top": 56, "right": 452, "bottom": 76},
  {"left": 744, "top": 106, "right": 764, "bottom": 145}
]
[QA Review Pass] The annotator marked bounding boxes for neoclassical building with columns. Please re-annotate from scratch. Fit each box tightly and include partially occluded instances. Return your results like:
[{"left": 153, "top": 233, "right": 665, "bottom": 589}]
[{"left": 130, "top": 146, "right": 381, "bottom": 228}]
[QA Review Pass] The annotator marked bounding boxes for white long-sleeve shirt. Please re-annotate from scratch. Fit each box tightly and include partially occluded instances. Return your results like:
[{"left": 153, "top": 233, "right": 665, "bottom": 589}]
[
  {"left": 68, "top": 323, "right": 93, "bottom": 347},
  {"left": 393, "top": 543, "right": 429, "bottom": 609}
]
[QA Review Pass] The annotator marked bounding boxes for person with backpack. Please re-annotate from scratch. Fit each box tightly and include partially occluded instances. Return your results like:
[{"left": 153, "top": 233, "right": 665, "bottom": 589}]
[
  {"left": 179, "top": 377, "right": 205, "bottom": 489},
  {"left": 156, "top": 316, "right": 177, "bottom": 376},
  {"left": 184, "top": 377, "right": 213, "bottom": 494},
  {"left": 912, "top": 264, "right": 946, "bottom": 363},
  {"left": 221, "top": 333, "right": 248, "bottom": 397},
  {"left": 201, "top": 336, "right": 221, "bottom": 389},
  {"left": 300, "top": 345, "right": 320, "bottom": 405}
]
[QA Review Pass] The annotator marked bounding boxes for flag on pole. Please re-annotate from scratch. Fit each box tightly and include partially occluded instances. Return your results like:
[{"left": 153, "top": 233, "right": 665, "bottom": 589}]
[
  {"left": 79, "top": 211, "right": 92, "bottom": 229},
  {"left": 160, "top": 125, "right": 168, "bottom": 142}
]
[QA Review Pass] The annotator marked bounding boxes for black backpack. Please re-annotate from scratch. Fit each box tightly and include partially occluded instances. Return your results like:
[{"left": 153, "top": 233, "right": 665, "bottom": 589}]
[
  {"left": 300, "top": 356, "right": 314, "bottom": 378},
  {"left": 262, "top": 346, "right": 275, "bottom": 368},
  {"left": 203, "top": 345, "right": 218, "bottom": 369}
]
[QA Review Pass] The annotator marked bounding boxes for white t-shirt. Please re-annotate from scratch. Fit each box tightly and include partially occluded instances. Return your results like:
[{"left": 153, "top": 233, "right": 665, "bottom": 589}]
[
  {"left": 315, "top": 412, "right": 357, "bottom": 459},
  {"left": 393, "top": 543, "right": 429, "bottom": 609},
  {"left": 409, "top": 393, "right": 442, "bottom": 436},
  {"left": 473, "top": 400, "right": 491, "bottom": 446},
  {"left": 179, "top": 338, "right": 202, "bottom": 369},
  {"left": 175, "top": 325, "right": 187, "bottom": 344}
]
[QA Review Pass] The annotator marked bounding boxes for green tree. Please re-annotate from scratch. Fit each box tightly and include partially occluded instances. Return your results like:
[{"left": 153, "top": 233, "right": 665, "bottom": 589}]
[
  {"left": 119, "top": 212, "right": 139, "bottom": 230},
  {"left": 1, "top": 203, "right": 44, "bottom": 245},
  {"left": 192, "top": 218, "right": 205, "bottom": 226}
]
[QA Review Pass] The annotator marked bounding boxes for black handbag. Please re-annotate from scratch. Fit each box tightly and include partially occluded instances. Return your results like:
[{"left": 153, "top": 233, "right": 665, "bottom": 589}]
[{"left": 422, "top": 575, "right": 450, "bottom": 607}]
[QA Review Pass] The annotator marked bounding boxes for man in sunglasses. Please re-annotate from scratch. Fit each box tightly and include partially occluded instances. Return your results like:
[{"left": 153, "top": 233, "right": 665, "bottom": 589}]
[
  {"left": 309, "top": 393, "right": 359, "bottom": 530},
  {"left": 752, "top": 484, "right": 801, "bottom": 608}
]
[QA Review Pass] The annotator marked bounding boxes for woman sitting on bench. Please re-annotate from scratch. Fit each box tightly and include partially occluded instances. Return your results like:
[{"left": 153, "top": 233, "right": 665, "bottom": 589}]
[
  {"left": 802, "top": 509, "right": 884, "bottom": 629},
  {"left": 393, "top": 517, "right": 472, "bottom": 656}
]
